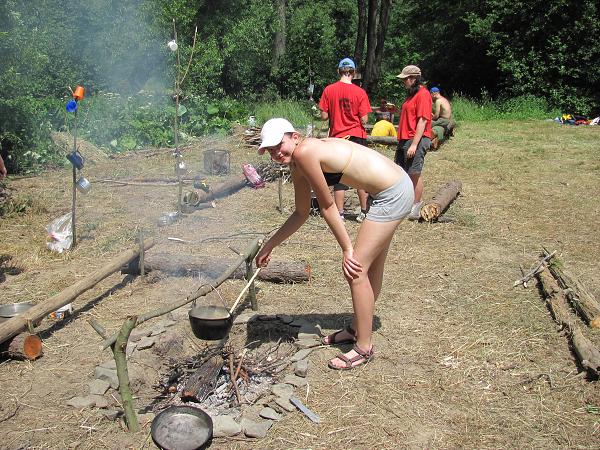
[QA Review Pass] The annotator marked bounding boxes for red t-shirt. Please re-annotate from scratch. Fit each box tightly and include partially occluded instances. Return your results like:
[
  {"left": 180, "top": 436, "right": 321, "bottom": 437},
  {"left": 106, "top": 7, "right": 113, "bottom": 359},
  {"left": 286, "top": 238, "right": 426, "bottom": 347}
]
[
  {"left": 319, "top": 81, "right": 372, "bottom": 138},
  {"left": 398, "top": 85, "right": 432, "bottom": 141}
]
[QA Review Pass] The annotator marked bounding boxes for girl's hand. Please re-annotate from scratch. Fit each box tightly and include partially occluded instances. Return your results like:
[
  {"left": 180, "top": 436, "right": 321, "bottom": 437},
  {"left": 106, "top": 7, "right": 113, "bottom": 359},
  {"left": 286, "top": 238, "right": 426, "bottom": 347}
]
[
  {"left": 342, "top": 249, "right": 362, "bottom": 281},
  {"left": 255, "top": 247, "right": 273, "bottom": 268}
]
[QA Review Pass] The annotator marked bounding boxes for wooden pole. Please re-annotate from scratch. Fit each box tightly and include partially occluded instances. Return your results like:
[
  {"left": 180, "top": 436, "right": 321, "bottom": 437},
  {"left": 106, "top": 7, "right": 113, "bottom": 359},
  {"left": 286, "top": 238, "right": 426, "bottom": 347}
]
[
  {"left": 278, "top": 171, "right": 283, "bottom": 213},
  {"left": 138, "top": 232, "right": 145, "bottom": 281},
  {"left": 0, "top": 238, "right": 156, "bottom": 346},
  {"left": 246, "top": 259, "right": 258, "bottom": 311},
  {"left": 113, "top": 316, "right": 139, "bottom": 432},
  {"left": 71, "top": 108, "right": 78, "bottom": 247}
]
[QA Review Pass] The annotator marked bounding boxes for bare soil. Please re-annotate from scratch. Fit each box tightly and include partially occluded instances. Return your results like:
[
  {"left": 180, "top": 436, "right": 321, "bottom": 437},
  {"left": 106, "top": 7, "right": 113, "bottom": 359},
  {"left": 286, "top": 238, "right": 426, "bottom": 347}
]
[{"left": 1, "top": 121, "right": 599, "bottom": 449}]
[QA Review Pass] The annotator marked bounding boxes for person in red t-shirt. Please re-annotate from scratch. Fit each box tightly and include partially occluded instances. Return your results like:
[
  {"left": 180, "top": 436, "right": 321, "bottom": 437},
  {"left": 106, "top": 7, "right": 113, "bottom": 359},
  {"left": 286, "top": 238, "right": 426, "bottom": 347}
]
[
  {"left": 319, "top": 58, "right": 372, "bottom": 222},
  {"left": 395, "top": 65, "right": 432, "bottom": 220}
]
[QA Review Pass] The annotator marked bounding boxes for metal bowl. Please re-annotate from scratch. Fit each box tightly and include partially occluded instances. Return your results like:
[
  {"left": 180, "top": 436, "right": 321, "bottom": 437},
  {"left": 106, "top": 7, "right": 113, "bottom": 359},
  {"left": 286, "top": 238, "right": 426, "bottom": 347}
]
[
  {"left": 151, "top": 405, "right": 213, "bottom": 450},
  {"left": 0, "top": 302, "right": 35, "bottom": 318}
]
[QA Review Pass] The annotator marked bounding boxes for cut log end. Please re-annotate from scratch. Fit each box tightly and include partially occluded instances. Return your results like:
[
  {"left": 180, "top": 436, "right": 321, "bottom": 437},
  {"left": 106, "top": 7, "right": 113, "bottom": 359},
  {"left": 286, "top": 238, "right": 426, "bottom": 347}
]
[
  {"left": 590, "top": 317, "right": 600, "bottom": 329},
  {"left": 0, "top": 333, "right": 43, "bottom": 361}
]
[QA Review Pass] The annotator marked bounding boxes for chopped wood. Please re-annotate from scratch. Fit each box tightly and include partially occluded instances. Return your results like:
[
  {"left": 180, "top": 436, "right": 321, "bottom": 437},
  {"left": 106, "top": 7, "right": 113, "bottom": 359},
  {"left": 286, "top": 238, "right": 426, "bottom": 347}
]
[
  {"left": 420, "top": 180, "right": 462, "bottom": 222},
  {"left": 536, "top": 266, "right": 600, "bottom": 376},
  {"left": 0, "top": 333, "right": 43, "bottom": 361},
  {"left": 113, "top": 316, "right": 139, "bottom": 432},
  {"left": 181, "top": 355, "right": 223, "bottom": 402},
  {"left": 513, "top": 251, "right": 556, "bottom": 287},
  {"left": 0, "top": 238, "right": 155, "bottom": 347},
  {"left": 121, "top": 254, "right": 310, "bottom": 284},
  {"left": 543, "top": 252, "right": 600, "bottom": 329}
]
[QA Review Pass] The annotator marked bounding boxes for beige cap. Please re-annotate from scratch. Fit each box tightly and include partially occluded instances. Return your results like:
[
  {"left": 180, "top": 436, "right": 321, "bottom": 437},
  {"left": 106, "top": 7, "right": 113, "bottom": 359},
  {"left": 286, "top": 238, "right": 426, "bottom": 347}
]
[{"left": 396, "top": 65, "right": 421, "bottom": 79}]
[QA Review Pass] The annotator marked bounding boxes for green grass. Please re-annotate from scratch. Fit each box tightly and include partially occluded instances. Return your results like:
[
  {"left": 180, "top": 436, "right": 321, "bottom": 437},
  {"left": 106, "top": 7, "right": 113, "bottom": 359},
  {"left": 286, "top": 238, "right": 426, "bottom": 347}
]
[
  {"left": 453, "top": 94, "right": 561, "bottom": 122},
  {"left": 253, "top": 100, "right": 313, "bottom": 128}
]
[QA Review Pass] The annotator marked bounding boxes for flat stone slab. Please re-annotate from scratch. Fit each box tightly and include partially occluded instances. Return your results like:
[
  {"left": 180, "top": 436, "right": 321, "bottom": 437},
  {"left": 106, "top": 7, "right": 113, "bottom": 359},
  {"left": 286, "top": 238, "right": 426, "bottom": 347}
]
[
  {"left": 259, "top": 407, "right": 282, "bottom": 421},
  {"left": 241, "top": 418, "right": 273, "bottom": 439},
  {"left": 99, "top": 359, "right": 117, "bottom": 370},
  {"left": 213, "top": 415, "right": 242, "bottom": 437},
  {"left": 291, "top": 348, "right": 313, "bottom": 362},
  {"left": 150, "top": 325, "right": 166, "bottom": 337},
  {"left": 101, "top": 409, "right": 122, "bottom": 421},
  {"left": 294, "top": 359, "right": 309, "bottom": 378},
  {"left": 284, "top": 374, "right": 308, "bottom": 388},
  {"left": 136, "top": 336, "right": 155, "bottom": 350},
  {"left": 273, "top": 396, "right": 296, "bottom": 412},
  {"left": 67, "top": 396, "right": 97, "bottom": 410},
  {"left": 233, "top": 312, "right": 257, "bottom": 325},
  {"left": 88, "top": 379, "right": 110, "bottom": 396},
  {"left": 129, "top": 328, "right": 152, "bottom": 343},
  {"left": 271, "top": 383, "right": 294, "bottom": 398},
  {"left": 94, "top": 366, "right": 119, "bottom": 389}
]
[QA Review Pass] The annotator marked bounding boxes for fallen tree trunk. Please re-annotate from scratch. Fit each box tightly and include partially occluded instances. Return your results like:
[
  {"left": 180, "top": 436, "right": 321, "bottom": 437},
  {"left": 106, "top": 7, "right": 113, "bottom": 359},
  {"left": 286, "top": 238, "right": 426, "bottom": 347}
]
[
  {"left": 194, "top": 174, "right": 248, "bottom": 204},
  {"left": 0, "top": 333, "right": 43, "bottom": 361},
  {"left": 544, "top": 256, "right": 600, "bottom": 329},
  {"left": 420, "top": 180, "right": 462, "bottom": 222},
  {"left": 537, "top": 267, "right": 600, "bottom": 376},
  {"left": 121, "top": 253, "right": 310, "bottom": 283},
  {"left": 0, "top": 238, "right": 156, "bottom": 347}
]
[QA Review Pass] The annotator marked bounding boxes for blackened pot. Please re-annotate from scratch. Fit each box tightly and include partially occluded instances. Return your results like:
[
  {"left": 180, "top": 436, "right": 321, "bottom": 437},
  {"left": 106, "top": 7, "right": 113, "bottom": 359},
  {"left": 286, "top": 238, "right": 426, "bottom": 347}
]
[{"left": 188, "top": 305, "right": 233, "bottom": 340}]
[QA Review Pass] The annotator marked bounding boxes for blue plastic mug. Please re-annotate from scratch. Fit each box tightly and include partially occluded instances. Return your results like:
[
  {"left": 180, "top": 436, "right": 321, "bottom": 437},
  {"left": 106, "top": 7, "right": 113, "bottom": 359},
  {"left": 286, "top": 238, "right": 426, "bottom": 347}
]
[{"left": 66, "top": 150, "right": 84, "bottom": 170}]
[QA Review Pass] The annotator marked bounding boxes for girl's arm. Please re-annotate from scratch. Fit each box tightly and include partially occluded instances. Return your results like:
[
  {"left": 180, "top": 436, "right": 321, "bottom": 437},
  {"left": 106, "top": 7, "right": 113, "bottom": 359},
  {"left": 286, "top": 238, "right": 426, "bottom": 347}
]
[{"left": 255, "top": 168, "right": 311, "bottom": 268}]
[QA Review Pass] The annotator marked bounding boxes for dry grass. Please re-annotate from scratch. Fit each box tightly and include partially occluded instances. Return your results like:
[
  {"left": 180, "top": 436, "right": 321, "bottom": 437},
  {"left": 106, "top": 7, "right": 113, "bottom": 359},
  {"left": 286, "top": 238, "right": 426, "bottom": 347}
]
[{"left": 1, "top": 121, "right": 599, "bottom": 449}]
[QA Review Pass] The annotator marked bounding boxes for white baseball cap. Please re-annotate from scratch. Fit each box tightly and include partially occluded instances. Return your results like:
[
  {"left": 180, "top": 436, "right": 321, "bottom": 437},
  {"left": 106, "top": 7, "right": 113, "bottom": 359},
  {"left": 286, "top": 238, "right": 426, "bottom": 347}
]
[{"left": 258, "top": 118, "right": 296, "bottom": 154}]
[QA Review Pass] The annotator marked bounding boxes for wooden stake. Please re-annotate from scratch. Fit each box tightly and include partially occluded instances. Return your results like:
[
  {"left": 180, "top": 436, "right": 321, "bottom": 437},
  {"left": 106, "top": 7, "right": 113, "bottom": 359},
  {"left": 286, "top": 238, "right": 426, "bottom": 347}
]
[{"left": 113, "top": 316, "right": 139, "bottom": 432}]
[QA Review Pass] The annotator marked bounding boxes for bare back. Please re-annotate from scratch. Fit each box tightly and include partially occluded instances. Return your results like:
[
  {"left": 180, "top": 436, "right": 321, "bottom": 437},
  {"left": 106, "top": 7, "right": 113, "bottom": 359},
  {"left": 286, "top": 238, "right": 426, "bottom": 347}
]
[
  {"left": 294, "top": 137, "right": 404, "bottom": 194},
  {"left": 434, "top": 96, "right": 452, "bottom": 119}
]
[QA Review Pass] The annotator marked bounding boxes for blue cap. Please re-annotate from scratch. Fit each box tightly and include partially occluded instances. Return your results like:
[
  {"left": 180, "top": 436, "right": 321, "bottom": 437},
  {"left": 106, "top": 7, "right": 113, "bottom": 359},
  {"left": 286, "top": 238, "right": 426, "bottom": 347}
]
[
  {"left": 430, "top": 87, "right": 440, "bottom": 93},
  {"left": 338, "top": 58, "right": 356, "bottom": 70}
]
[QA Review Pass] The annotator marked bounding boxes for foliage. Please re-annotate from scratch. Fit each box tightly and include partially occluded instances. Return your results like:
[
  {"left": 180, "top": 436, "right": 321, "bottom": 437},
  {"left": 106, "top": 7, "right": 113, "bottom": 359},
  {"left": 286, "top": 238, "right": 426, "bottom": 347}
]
[{"left": 253, "top": 100, "right": 313, "bottom": 129}]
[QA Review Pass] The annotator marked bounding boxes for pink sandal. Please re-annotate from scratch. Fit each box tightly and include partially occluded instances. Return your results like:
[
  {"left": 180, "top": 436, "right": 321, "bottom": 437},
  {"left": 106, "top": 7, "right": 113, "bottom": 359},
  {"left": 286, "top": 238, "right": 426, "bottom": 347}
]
[
  {"left": 328, "top": 344, "right": 374, "bottom": 370},
  {"left": 321, "top": 326, "right": 356, "bottom": 345}
]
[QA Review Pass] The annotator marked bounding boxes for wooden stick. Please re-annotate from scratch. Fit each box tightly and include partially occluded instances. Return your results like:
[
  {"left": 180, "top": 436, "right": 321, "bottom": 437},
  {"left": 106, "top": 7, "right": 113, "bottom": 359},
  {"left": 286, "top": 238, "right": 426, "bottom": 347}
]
[
  {"left": 0, "top": 238, "right": 155, "bottom": 346},
  {"left": 139, "top": 232, "right": 145, "bottom": 280},
  {"left": 113, "top": 316, "right": 139, "bottom": 432},
  {"left": 229, "top": 268, "right": 262, "bottom": 315},
  {"left": 513, "top": 251, "right": 556, "bottom": 287},
  {"left": 88, "top": 319, "right": 108, "bottom": 340},
  {"left": 229, "top": 353, "right": 241, "bottom": 405}
]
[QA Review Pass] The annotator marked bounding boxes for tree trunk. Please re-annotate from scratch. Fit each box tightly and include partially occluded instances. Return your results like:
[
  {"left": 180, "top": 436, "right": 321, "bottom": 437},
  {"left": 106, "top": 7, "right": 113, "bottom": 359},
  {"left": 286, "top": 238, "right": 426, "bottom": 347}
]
[
  {"left": 271, "top": 0, "right": 287, "bottom": 73},
  {"left": 0, "top": 239, "right": 156, "bottom": 347},
  {"left": 354, "top": 0, "right": 367, "bottom": 69},
  {"left": 362, "top": 0, "right": 378, "bottom": 93},
  {"left": 369, "top": 0, "right": 392, "bottom": 93},
  {"left": 0, "top": 333, "right": 43, "bottom": 361},
  {"left": 122, "top": 254, "right": 310, "bottom": 284},
  {"left": 420, "top": 181, "right": 462, "bottom": 222}
]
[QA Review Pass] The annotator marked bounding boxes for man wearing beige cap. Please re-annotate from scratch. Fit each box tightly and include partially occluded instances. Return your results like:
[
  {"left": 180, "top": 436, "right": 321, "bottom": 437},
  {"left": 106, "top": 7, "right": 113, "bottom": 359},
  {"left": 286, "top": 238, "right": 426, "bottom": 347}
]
[{"left": 395, "top": 65, "right": 432, "bottom": 220}]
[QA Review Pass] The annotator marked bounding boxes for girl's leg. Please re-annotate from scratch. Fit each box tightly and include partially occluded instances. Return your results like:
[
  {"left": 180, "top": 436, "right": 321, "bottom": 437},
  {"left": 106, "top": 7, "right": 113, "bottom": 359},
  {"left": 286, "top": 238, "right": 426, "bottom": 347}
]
[{"left": 329, "top": 218, "right": 401, "bottom": 369}]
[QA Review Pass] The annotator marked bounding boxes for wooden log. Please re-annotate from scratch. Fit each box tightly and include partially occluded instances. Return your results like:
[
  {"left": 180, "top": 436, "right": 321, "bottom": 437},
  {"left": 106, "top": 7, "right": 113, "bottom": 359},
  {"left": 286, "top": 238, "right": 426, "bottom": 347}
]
[
  {"left": 0, "top": 238, "right": 156, "bottom": 346},
  {"left": 537, "top": 267, "right": 600, "bottom": 376},
  {"left": 420, "top": 180, "right": 462, "bottom": 222},
  {"left": 546, "top": 259, "right": 600, "bottom": 329},
  {"left": 122, "top": 254, "right": 310, "bottom": 284},
  {"left": 194, "top": 174, "right": 248, "bottom": 204},
  {"left": 0, "top": 333, "right": 43, "bottom": 361},
  {"left": 181, "top": 355, "right": 222, "bottom": 402},
  {"left": 102, "top": 238, "right": 262, "bottom": 349}
]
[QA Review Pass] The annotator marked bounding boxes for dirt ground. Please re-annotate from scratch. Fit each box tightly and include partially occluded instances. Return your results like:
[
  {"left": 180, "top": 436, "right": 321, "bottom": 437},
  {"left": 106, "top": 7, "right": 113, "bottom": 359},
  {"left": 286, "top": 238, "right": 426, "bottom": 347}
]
[{"left": 1, "top": 121, "right": 599, "bottom": 449}]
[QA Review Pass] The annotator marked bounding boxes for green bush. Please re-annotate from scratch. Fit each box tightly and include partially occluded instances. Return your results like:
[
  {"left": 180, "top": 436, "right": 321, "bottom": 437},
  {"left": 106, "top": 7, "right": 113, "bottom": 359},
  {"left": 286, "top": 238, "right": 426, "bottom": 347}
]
[
  {"left": 452, "top": 94, "right": 560, "bottom": 122},
  {"left": 253, "top": 100, "right": 313, "bottom": 129}
]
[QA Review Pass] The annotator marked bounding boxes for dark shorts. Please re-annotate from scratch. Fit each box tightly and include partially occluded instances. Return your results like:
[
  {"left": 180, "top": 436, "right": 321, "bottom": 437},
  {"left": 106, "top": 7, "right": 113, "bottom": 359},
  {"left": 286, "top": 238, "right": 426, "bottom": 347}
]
[
  {"left": 334, "top": 136, "right": 368, "bottom": 191},
  {"left": 395, "top": 137, "right": 431, "bottom": 175}
]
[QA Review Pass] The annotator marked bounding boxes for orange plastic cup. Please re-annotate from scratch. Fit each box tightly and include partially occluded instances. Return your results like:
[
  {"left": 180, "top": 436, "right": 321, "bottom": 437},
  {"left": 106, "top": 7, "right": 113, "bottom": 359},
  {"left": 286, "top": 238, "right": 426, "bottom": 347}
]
[{"left": 73, "top": 85, "right": 85, "bottom": 101}]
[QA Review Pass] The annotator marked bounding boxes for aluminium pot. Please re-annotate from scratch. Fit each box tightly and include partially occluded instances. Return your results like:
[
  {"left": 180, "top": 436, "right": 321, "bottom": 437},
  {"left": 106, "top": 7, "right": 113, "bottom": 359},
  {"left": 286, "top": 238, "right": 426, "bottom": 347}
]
[{"left": 188, "top": 305, "right": 233, "bottom": 340}]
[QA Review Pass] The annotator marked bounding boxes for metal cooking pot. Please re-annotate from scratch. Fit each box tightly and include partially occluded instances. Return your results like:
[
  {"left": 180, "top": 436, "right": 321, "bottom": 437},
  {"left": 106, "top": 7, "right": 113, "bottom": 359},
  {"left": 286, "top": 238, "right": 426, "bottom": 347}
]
[
  {"left": 188, "top": 305, "right": 232, "bottom": 340},
  {"left": 151, "top": 405, "right": 213, "bottom": 450},
  {"left": 0, "top": 302, "right": 35, "bottom": 318}
]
